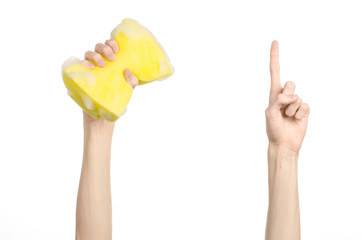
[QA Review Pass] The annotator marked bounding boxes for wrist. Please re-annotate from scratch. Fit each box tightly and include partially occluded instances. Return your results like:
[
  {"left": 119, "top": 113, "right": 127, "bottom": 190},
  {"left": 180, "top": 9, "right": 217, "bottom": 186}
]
[
  {"left": 83, "top": 115, "right": 114, "bottom": 164},
  {"left": 84, "top": 124, "right": 114, "bottom": 142},
  {"left": 83, "top": 112, "right": 115, "bottom": 137},
  {"left": 268, "top": 143, "right": 299, "bottom": 183},
  {"left": 268, "top": 143, "right": 299, "bottom": 161}
]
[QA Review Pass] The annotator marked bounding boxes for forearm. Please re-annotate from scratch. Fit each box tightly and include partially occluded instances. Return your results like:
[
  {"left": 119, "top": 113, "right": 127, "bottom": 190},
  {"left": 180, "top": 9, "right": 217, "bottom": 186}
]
[
  {"left": 76, "top": 119, "right": 114, "bottom": 240},
  {"left": 265, "top": 144, "right": 300, "bottom": 240}
]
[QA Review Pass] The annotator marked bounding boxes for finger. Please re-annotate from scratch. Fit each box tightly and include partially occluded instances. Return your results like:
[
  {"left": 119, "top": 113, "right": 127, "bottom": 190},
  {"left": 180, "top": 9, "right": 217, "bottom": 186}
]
[
  {"left": 80, "top": 60, "right": 95, "bottom": 69},
  {"left": 282, "top": 81, "right": 296, "bottom": 95},
  {"left": 123, "top": 69, "right": 139, "bottom": 89},
  {"left": 84, "top": 51, "right": 106, "bottom": 67},
  {"left": 295, "top": 103, "right": 310, "bottom": 120},
  {"left": 95, "top": 43, "right": 116, "bottom": 61},
  {"left": 268, "top": 94, "right": 298, "bottom": 111},
  {"left": 269, "top": 40, "right": 282, "bottom": 102},
  {"left": 105, "top": 39, "right": 119, "bottom": 53},
  {"left": 285, "top": 97, "right": 303, "bottom": 117}
]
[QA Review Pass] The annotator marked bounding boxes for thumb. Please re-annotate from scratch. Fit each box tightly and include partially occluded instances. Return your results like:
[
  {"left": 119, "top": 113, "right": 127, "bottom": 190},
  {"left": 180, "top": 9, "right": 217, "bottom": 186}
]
[{"left": 124, "top": 69, "right": 139, "bottom": 89}]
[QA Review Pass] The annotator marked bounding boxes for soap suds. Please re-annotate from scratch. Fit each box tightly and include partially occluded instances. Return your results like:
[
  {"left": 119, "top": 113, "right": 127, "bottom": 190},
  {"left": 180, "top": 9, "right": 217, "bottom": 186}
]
[
  {"left": 159, "top": 60, "right": 167, "bottom": 74},
  {"left": 80, "top": 94, "right": 95, "bottom": 110},
  {"left": 61, "top": 57, "right": 80, "bottom": 76},
  {"left": 67, "top": 71, "right": 96, "bottom": 88}
]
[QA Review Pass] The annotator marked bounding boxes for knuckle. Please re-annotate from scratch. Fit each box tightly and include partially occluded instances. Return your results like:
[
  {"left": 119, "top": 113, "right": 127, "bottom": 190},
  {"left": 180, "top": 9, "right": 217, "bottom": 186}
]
[
  {"left": 85, "top": 50, "right": 92, "bottom": 57},
  {"left": 110, "top": 40, "right": 119, "bottom": 51},
  {"left": 303, "top": 103, "right": 310, "bottom": 111},
  {"left": 285, "top": 108, "right": 292, "bottom": 117},
  {"left": 277, "top": 93, "right": 284, "bottom": 102},
  {"left": 265, "top": 108, "right": 271, "bottom": 116},
  {"left": 94, "top": 53, "right": 103, "bottom": 61},
  {"left": 102, "top": 45, "right": 112, "bottom": 54},
  {"left": 101, "top": 44, "right": 108, "bottom": 51},
  {"left": 270, "top": 65, "right": 280, "bottom": 72}
]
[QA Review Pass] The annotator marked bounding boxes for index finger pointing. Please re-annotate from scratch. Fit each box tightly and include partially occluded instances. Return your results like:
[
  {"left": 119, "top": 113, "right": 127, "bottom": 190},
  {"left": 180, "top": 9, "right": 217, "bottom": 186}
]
[{"left": 269, "top": 40, "right": 282, "bottom": 102}]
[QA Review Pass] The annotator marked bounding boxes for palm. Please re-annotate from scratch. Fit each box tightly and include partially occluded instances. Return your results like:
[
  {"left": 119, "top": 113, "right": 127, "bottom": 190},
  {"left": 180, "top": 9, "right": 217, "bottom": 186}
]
[{"left": 267, "top": 108, "right": 308, "bottom": 152}]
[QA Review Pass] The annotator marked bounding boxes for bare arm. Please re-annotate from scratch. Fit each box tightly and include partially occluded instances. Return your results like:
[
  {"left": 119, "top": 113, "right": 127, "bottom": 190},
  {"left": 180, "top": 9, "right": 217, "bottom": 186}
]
[
  {"left": 266, "top": 145, "right": 300, "bottom": 239},
  {"left": 265, "top": 41, "right": 310, "bottom": 240},
  {"left": 76, "top": 114, "right": 115, "bottom": 240},
  {"left": 75, "top": 40, "right": 138, "bottom": 240}
]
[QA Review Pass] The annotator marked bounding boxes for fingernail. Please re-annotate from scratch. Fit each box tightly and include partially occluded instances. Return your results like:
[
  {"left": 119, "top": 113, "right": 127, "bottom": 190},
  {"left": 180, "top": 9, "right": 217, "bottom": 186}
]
[
  {"left": 124, "top": 69, "right": 131, "bottom": 77},
  {"left": 292, "top": 95, "right": 298, "bottom": 100}
]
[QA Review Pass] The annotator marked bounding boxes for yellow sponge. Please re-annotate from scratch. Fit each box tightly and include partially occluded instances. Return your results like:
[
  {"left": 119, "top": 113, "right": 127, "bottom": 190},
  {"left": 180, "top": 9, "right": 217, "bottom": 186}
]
[{"left": 62, "top": 19, "right": 174, "bottom": 121}]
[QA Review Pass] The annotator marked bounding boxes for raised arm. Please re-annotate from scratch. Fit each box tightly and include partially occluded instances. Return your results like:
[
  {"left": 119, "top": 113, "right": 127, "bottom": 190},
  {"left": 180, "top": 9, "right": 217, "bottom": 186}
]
[
  {"left": 265, "top": 41, "right": 310, "bottom": 240},
  {"left": 75, "top": 40, "right": 138, "bottom": 240}
]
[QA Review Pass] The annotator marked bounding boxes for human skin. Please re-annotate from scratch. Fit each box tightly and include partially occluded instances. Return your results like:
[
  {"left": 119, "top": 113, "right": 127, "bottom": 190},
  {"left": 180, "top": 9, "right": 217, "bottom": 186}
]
[
  {"left": 75, "top": 39, "right": 138, "bottom": 240},
  {"left": 265, "top": 41, "right": 310, "bottom": 240}
]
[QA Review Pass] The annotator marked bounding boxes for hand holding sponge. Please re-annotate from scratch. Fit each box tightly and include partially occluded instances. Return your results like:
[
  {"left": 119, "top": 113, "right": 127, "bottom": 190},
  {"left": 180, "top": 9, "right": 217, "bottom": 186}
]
[{"left": 62, "top": 19, "right": 174, "bottom": 121}]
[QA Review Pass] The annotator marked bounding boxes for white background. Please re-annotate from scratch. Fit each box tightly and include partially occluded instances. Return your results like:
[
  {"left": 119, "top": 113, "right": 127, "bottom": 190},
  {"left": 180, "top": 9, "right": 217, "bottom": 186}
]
[{"left": 1, "top": 0, "right": 361, "bottom": 239}]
